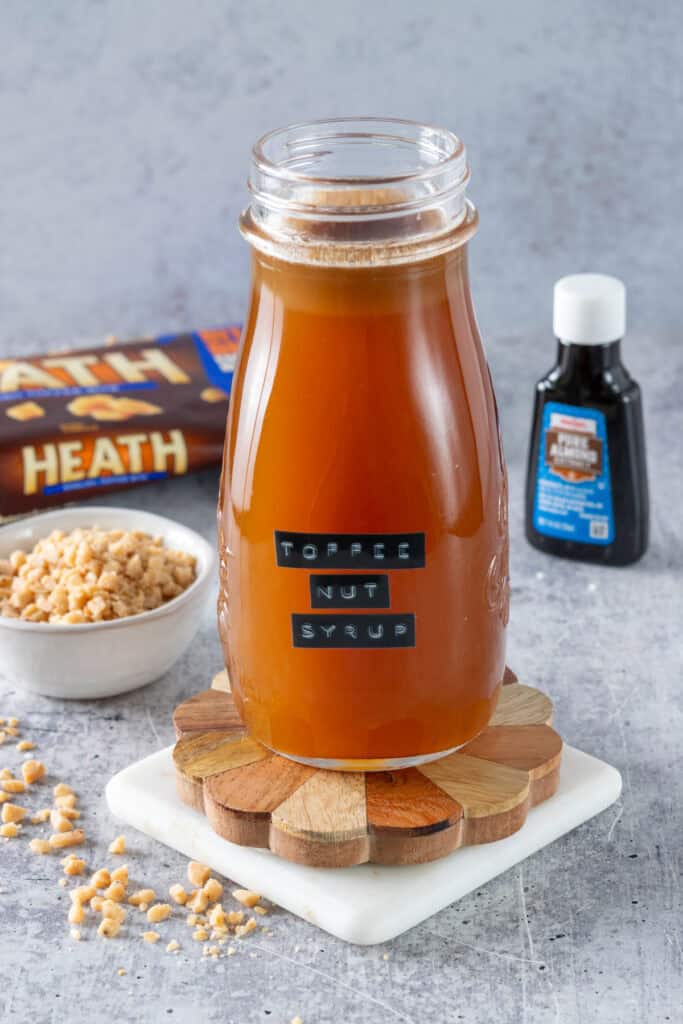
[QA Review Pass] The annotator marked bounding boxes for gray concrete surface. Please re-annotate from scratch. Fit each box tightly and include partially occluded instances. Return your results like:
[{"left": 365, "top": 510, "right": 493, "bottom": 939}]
[
  {"left": 1, "top": 0, "right": 683, "bottom": 347},
  {"left": 0, "top": 327, "right": 680, "bottom": 1024},
  {"left": 1, "top": 2, "right": 682, "bottom": 1021}
]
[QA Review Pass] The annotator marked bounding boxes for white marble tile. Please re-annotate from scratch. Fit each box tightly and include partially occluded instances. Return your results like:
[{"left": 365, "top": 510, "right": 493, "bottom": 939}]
[{"left": 107, "top": 745, "right": 622, "bottom": 944}]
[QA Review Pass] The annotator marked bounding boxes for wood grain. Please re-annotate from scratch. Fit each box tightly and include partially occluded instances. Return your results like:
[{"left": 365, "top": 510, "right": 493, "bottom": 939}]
[
  {"left": 454, "top": 724, "right": 563, "bottom": 830},
  {"left": 270, "top": 826, "right": 371, "bottom": 868},
  {"left": 173, "top": 729, "right": 266, "bottom": 811},
  {"left": 502, "top": 665, "right": 518, "bottom": 685},
  {"left": 272, "top": 771, "right": 367, "bottom": 842},
  {"left": 211, "top": 669, "right": 230, "bottom": 692},
  {"left": 174, "top": 731, "right": 265, "bottom": 780},
  {"left": 271, "top": 771, "right": 369, "bottom": 867},
  {"left": 204, "top": 755, "right": 315, "bottom": 848},
  {"left": 207, "top": 753, "right": 315, "bottom": 815},
  {"left": 172, "top": 670, "right": 562, "bottom": 867},
  {"left": 173, "top": 729, "right": 238, "bottom": 808},
  {"left": 173, "top": 688, "right": 241, "bottom": 739},
  {"left": 366, "top": 769, "right": 463, "bottom": 834},
  {"left": 489, "top": 683, "right": 554, "bottom": 727},
  {"left": 461, "top": 796, "right": 532, "bottom": 844},
  {"left": 366, "top": 769, "right": 465, "bottom": 864},
  {"left": 461, "top": 724, "right": 562, "bottom": 778},
  {"left": 419, "top": 752, "right": 530, "bottom": 818}
]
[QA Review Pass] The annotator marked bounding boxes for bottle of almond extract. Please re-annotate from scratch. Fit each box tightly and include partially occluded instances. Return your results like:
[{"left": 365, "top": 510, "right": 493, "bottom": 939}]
[{"left": 525, "top": 274, "right": 649, "bottom": 565}]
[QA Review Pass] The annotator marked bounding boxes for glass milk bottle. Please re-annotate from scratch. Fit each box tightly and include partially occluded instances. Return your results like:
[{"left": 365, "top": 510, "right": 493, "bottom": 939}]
[{"left": 219, "top": 118, "right": 509, "bottom": 769}]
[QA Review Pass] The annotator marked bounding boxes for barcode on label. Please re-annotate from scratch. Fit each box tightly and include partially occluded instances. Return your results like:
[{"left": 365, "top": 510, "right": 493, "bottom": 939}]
[{"left": 589, "top": 520, "right": 609, "bottom": 539}]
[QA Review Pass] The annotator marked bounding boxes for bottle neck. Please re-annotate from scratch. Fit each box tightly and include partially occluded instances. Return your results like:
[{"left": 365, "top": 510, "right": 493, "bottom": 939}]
[
  {"left": 554, "top": 339, "right": 631, "bottom": 392},
  {"left": 557, "top": 339, "right": 622, "bottom": 372}
]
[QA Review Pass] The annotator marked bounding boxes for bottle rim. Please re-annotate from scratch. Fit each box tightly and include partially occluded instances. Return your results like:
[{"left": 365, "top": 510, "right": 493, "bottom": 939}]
[
  {"left": 252, "top": 116, "right": 467, "bottom": 186},
  {"left": 241, "top": 117, "right": 475, "bottom": 266}
]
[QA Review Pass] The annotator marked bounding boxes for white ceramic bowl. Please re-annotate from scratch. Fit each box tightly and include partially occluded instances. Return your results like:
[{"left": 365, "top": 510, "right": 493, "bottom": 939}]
[{"left": 0, "top": 506, "right": 215, "bottom": 699}]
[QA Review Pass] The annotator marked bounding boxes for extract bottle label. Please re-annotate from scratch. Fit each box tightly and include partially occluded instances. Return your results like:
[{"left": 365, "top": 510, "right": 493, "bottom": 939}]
[{"left": 532, "top": 402, "right": 614, "bottom": 545}]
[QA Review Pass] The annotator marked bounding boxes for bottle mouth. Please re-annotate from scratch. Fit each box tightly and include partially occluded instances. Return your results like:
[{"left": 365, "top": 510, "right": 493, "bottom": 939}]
[{"left": 241, "top": 118, "right": 475, "bottom": 266}]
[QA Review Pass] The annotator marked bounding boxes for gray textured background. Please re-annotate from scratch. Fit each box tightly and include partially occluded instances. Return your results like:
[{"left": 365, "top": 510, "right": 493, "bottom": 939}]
[
  {"left": 1, "top": 3, "right": 681, "bottom": 1024},
  {"left": 1, "top": 0, "right": 683, "bottom": 345}
]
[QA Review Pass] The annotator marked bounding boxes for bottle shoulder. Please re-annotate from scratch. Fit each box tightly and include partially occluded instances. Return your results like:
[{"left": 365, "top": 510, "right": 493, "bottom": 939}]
[{"left": 534, "top": 366, "right": 640, "bottom": 406}]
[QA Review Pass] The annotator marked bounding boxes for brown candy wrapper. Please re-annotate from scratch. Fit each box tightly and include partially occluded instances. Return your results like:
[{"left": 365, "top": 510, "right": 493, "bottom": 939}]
[{"left": 0, "top": 327, "right": 240, "bottom": 519}]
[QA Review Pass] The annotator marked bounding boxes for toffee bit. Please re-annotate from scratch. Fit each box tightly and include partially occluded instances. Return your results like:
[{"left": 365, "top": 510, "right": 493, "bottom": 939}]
[{"left": 108, "top": 834, "right": 126, "bottom": 855}]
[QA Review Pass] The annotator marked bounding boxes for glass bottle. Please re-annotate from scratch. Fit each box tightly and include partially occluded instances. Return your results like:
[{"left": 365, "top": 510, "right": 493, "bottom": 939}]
[{"left": 219, "top": 118, "right": 509, "bottom": 769}]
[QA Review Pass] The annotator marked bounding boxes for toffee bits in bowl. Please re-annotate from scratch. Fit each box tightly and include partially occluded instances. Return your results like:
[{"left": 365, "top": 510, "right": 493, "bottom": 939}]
[
  {"left": 0, "top": 527, "right": 197, "bottom": 625},
  {"left": 0, "top": 507, "right": 214, "bottom": 699}
]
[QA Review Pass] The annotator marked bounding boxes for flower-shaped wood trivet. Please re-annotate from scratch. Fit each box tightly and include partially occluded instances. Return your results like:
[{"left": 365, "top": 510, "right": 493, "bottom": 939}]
[{"left": 172, "top": 669, "right": 561, "bottom": 867}]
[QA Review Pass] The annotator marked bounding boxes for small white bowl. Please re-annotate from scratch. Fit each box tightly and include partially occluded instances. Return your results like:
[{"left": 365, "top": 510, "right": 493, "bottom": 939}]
[{"left": 0, "top": 506, "right": 215, "bottom": 699}]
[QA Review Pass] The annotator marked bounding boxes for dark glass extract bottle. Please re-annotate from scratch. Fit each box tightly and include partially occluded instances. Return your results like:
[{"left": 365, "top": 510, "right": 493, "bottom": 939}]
[{"left": 525, "top": 274, "right": 649, "bottom": 566}]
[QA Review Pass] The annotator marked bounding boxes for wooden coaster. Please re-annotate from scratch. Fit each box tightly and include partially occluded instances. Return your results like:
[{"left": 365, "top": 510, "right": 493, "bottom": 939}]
[{"left": 172, "top": 668, "right": 562, "bottom": 868}]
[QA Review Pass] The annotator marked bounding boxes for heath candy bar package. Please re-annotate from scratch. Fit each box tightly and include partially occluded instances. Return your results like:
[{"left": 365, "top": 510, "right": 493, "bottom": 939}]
[{"left": 0, "top": 326, "right": 241, "bottom": 519}]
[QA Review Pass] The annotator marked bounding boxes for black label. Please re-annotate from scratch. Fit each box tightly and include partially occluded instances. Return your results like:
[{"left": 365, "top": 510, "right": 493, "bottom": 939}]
[
  {"left": 275, "top": 531, "right": 425, "bottom": 569},
  {"left": 292, "top": 614, "right": 415, "bottom": 648},
  {"left": 309, "top": 574, "right": 390, "bottom": 609}
]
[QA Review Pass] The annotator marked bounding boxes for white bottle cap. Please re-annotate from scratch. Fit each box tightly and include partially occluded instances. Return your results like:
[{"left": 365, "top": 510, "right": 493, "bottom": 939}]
[{"left": 553, "top": 273, "right": 626, "bottom": 345}]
